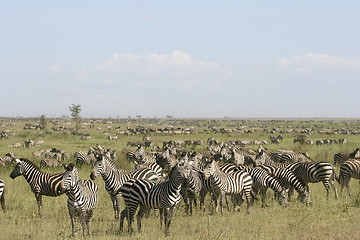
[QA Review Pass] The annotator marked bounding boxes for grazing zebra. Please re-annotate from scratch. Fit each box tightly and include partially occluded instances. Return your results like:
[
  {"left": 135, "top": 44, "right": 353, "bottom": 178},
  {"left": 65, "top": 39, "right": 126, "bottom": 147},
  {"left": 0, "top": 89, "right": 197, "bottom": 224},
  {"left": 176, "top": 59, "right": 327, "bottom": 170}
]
[
  {"left": 10, "top": 158, "right": 65, "bottom": 216},
  {"left": 0, "top": 179, "right": 6, "bottom": 213},
  {"left": 255, "top": 151, "right": 288, "bottom": 168},
  {"left": 334, "top": 148, "right": 360, "bottom": 166},
  {"left": 202, "top": 158, "right": 253, "bottom": 215},
  {"left": 290, "top": 161, "right": 338, "bottom": 200},
  {"left": 90, "top": 153, "right": 159, "bottom": 220},
  {"left": 119, "top": 163, "right": 190, "bottom": 236},
  {"left": 234, "top": 165, "right": 288, "bottom": 207},
  {"left": 61, "top": 163, "right": 98, "bottom": 237},
  {"left": 336, "top": 159, "right": 360, "bottom": 196},
  {"left": 40, "top": 158, "right": 60, "bottom": 168},
  {"left": 256, "top": 164, "right": 311, "bottom": 205}
]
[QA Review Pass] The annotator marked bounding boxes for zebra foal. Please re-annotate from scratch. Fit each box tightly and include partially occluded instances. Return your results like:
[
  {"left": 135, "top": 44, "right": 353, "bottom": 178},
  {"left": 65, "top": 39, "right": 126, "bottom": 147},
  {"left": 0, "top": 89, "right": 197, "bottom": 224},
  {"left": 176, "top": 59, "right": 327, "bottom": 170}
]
[
  {"left": 10, "top": 158, "right": 65, "bottom": 217},
  {"left": 61, "top": 163, "right": 98, "bottom": 237}
]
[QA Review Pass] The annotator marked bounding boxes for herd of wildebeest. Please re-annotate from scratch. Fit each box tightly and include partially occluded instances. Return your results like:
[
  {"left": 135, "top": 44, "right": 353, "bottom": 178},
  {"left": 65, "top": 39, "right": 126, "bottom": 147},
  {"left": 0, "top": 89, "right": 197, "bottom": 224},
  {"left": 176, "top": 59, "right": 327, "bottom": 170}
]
[{"left": 0, "top": 118, "right": 360, "bottom": 237}]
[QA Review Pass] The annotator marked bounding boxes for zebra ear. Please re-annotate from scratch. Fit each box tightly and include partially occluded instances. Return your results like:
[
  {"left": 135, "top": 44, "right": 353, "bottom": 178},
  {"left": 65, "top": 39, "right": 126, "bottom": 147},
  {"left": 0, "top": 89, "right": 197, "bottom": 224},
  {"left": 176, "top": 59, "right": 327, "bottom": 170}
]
[
  {"left": 15, "top": 158, "right": 22, "bottom": 164},
  {"left": 63, "top": 163, "right": 68, "bottom": 170}
]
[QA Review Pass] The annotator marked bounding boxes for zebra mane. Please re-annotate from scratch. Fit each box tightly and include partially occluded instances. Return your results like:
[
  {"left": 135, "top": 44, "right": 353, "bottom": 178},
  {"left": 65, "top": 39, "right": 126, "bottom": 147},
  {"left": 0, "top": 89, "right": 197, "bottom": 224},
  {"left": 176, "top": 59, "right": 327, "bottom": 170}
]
[{"left": 19, "top": 158, "right": 41, "bottom": 170}]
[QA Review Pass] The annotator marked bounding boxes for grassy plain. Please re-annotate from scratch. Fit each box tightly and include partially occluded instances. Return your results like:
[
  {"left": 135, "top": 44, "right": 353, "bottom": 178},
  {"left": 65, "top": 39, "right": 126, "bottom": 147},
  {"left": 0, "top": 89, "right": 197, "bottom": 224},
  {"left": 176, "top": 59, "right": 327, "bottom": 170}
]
[{"left": 0, "top": 118, "right": 360, "bottom": 240}]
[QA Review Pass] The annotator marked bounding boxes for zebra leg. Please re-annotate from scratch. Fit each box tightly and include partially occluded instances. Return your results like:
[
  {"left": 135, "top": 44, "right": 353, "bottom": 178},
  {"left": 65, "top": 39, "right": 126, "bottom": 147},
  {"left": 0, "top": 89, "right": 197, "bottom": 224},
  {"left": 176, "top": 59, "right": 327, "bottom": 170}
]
[
  {"left": 330, "top": 176, "right": 338, "bottom": 200},
  {"left": 322, "top": 180, "right": 331, "bottom": 200},
  {"left": 199, "top": 189, "right": 207, "bottom": 212},
  {"left": 136, "top": 207, "right": 146, "bottom": 233},
  {"left": 159, "top": 208, "right": 164, "bottom": 229},
  {"left": 79, "top": 213, "right": 86, "bottom": 237},
  {"left": 219, "top": 192, "right": 225, "bottom": 215},
  {"left": 164, "top": 206, "right": 175, "bottom": 237},
  {"left": 110, "top": 194, "right": 120, "bottom": 220},
  {"left": 260, "top": 189, "right": 268, "bottom": 208},
  {"left": 35, "top": 193, "right": 43, "bottom": 217},
  {"left": 85, "top": 210, "right": 93, "bottom": 236},
  {"left": 69, "top": 212, "right": 76, "bottom": 237},
  {"left": 119, "top": 208, "right": 127, "bottom": 232},
  {"left": 244, "top": 188, "right": 252, "bottom": 214}
]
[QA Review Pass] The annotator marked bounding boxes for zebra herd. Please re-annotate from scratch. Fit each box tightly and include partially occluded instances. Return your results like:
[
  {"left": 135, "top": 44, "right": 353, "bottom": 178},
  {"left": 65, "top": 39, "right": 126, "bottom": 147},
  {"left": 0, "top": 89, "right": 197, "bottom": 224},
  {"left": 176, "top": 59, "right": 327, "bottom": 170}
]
[{"left": 2, "top": 144, "right": 360, "bottom": 237}]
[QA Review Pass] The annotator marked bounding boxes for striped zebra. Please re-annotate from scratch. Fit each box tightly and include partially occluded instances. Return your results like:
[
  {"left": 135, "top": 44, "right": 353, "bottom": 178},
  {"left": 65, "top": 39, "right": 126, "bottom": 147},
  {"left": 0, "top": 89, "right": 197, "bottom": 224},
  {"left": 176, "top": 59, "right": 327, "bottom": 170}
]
[
  {"left": 202, "top": 158, "right": 253, "bottom": 215},
  {"left": 234, "top": 164, "right": 288, "bottom": 207},
  {"left": 334, "top": 148, "right": 360, "bottom": 166},
  {"left": 119, "top": 163, "right": 191, "bottom": 236},
  {"left": 74, "top": 150, "right": 96, "bottom": 167},
  {"left": 269, "top": 150, "right": 313, "bottom": 164},
  {"left": 255, "top": 151, "right": 288, "bottom": 168},
  {"left": 180, "top": 168, "right": 203, "bottom": 215},
  {"left": 290, "top": 161, "right": 338, "bottom": 200},
  {"left": 61, "top": 163, "right": 98, "bottom": 237},
  {"left": 0, "top": 179, "right": 6, "bottom": 213},
  {"left": 256, "top": 164, "right": 311, "bottom": 205},
  {"left": 40, "top": 158, "right": 60, "bottom": 168},
  {"left": 90, "top": 153, "right": 159, "bottom": 220},
  {"left": 10, "top": 158, "right": 65, "bottom": 217},
  {"left": 336, "top": 158, "right": 360, "bottom": 196}
]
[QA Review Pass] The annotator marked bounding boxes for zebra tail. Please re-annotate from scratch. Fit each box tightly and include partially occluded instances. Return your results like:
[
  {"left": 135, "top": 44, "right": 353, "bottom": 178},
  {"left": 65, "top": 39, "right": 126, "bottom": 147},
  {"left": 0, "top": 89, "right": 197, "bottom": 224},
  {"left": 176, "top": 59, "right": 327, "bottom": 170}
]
[{"left": 333, "top": 167, "right": 340, "bottom": 183}]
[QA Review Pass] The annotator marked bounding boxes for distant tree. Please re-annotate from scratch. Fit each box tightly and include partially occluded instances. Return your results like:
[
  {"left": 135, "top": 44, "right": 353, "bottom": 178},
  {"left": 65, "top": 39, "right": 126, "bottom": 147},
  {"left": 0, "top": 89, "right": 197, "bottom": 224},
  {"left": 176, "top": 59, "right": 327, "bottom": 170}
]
[
  {"left": 69, "top": 104, "right": 82, "bottom": 135},
  {"left": 39, "top": 115, "right": 47, "bottom": 129},
  {"left": 294, "top": 134, "right": 307, "bottom": 145},
  {"left": 136, "top": 115, "right": 142, "bottom": 119}
]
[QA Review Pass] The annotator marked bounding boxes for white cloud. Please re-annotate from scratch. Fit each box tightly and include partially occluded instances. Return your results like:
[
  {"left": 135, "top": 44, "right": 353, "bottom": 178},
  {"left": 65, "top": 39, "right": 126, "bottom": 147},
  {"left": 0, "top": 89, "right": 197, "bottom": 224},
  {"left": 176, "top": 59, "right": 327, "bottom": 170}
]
[
  {"left": 277, "top": 53, "right": 360, "bottom": 72},
  {"left": 96, "top": 50, "right": 228, "bottom": 76}
]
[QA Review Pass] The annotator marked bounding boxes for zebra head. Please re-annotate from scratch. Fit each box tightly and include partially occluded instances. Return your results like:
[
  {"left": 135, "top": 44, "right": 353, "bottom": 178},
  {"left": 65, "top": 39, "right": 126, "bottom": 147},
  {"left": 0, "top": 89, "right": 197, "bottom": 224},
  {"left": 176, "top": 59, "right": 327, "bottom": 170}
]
[
  {"left": 90, "top": 154, "right": 106, "bottom": 180},
  {"left": 10, "top": 158, "right": 24, "bottom": 179},
  {"left": 61, "top": 163, "right": 79, "bottom": 191},
  {"left": 298, "top": 190, "right": 312, "bottom": 206},
  {"left": 276, "top": 188, "right": 288, "bottom": 207},
  {"left": 201, "top": 156, "right": 217, "bottom": 179},
  {"left": 254, "top": 151, "right": 266, "bottom": 166}
]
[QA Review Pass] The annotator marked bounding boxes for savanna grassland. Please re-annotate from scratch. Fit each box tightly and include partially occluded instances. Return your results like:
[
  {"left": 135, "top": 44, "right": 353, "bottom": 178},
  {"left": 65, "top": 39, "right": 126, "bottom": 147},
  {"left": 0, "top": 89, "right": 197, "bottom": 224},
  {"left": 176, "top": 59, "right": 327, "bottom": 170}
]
[{"left": 1, "top": 117, "right": 360, "bottom": 240}]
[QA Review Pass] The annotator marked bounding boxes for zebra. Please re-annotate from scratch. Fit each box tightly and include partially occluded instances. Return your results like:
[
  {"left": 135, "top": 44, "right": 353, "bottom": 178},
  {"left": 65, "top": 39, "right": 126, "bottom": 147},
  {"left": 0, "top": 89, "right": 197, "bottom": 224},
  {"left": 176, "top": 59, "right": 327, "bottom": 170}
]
[
  {"left": 90, "top": 153, "right": 159, "bottom": 220},
  {"left": 334, "top": 148, "right": 360, "bottom": 166},
  {"left": 40, "top": 158, "right": 60, "bottom": 168},
  {"left": 119, "top": 163, "right": 191, "bottom": 236},
  {"left": 202, "top": 157, "right": 253, "bottom": 215},
  {"left": 10, "top": 158, "right": 66, "bottom": 217},
  {"left": 180, "top": 168, "right": 203, "bottom": 215},
  {"left": 0, "top": 179, "right": 5, "bottom": 213},
  {"left": 336, "top": 158, "right": 360, "bottom": 196},
  {"left": 272, "top": 151, "right": 313, "bottom": 164},
  {"left": 256, "top": 164, "right": 311, "bottom": 205},
  {"left": 61, "top": 163, "right": 98, "bottom": 237},
  {"left": 74, "top": 150, "right": 96, "bottom": 167},
  {"left": 290, "top": 161, "right": 338, "bottom": 200},
  {"left": 234, "top": 164, "right": 288, "bottom": 207},
  {"left": 255, "top": 150, "right": 288, "bottom": 168}
]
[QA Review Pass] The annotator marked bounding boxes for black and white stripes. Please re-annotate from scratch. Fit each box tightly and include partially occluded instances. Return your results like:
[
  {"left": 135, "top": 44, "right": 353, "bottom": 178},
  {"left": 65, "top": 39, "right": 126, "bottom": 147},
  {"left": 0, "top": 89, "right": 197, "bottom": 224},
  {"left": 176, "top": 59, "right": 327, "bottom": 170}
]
[
  {"left": 10, "top": 158, "right": 65, "bottom": 216},
  {"left": 0, "top": 179, "right": 5, "bottom": 213},
  {"left": 119, "top": 163, "right": 190, "bottom": 236},
  {"left": 90, "top": 153, "right": 159, "bottom": 219},
  {"left": 61, "top": 163, "right": 98, "bottom": 237}
]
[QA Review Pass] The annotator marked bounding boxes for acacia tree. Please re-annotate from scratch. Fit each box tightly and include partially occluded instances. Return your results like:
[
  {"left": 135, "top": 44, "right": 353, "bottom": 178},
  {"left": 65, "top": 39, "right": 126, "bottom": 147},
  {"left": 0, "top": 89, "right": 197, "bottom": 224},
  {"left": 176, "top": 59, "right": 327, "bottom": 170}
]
[
  {"left": 69, "top": 104, "right": 82, "bottom": 135},
  {"left": 39, "top": 115, "right": 47, "bottom": 129}
]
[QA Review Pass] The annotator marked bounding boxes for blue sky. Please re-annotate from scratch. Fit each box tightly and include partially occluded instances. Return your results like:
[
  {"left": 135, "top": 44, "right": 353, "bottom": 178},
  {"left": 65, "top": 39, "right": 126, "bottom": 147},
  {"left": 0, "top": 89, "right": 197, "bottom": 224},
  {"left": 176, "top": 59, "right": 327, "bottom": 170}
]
[{"left": 1, "top": 1, "right": 359, "bottom": 118}]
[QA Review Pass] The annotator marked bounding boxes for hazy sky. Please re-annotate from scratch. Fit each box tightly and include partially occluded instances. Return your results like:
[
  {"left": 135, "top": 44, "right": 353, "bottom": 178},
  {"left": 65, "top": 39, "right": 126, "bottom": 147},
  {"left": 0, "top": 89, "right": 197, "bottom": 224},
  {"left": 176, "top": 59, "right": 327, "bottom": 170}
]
[{"left": 1, "top": 1, "right": 359, "bottom": 118}]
